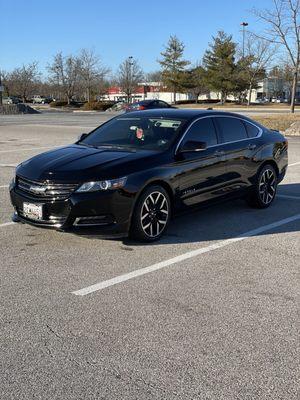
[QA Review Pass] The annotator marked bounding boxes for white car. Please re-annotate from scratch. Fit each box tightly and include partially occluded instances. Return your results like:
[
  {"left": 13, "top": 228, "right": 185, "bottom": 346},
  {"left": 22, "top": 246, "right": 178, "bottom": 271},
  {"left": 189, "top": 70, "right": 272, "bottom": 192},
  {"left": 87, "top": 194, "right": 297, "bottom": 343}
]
[
  {"left": 254, "top": 98, "right": 269, "bottom": 104},
  {"left": 32, "top": 95, "right": 52, "bottom": 104}
]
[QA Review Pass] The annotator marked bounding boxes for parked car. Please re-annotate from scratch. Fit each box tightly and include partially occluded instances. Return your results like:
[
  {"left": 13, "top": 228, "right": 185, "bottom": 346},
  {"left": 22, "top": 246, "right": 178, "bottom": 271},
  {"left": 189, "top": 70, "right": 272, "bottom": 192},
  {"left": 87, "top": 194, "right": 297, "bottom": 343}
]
[
  {"left": 10, "top": 109, "right": 288, "bottom": 241},
  {"left": 32, "top": 95, "right": 53, "bottom": 104},
  {"left": 2, "top": 96, "right": 22, "bottom": 104},
  {"left": 254, "top": 98, "right": 269, "bottom": 104},
  {"left": 125, "top": 99, "right": 174, "bottom": 112},
  {"left": 271, "top": 97, "right": 285, "bottom": 103},
  {"left": 106, "top": 101, "right": 128, "bottom": 112}
]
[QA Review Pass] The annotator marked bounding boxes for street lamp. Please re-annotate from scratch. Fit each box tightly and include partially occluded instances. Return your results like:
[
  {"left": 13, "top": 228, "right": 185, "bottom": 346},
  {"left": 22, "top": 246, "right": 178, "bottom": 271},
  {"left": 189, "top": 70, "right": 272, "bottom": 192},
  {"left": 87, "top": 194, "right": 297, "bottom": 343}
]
[
  {"left": 241, "top": 22, "right": 249, "bottom": 58},
  {"left": 0, "top": 69, "right": 2, "bottom": 106},
  {"left": 128, "top": 56, "right": 134, "bottom": 103}
]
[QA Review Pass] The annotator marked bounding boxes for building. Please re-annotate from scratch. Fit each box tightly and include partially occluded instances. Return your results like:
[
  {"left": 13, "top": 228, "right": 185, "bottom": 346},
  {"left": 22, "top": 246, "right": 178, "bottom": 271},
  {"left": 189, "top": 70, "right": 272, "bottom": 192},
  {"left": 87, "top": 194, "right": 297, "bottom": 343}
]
[
  {"left": 104, "top": 77, "right": 299, "bottom": 104},
  {"left": 104, "top": 82, "right": 189, "bottom": 103}
]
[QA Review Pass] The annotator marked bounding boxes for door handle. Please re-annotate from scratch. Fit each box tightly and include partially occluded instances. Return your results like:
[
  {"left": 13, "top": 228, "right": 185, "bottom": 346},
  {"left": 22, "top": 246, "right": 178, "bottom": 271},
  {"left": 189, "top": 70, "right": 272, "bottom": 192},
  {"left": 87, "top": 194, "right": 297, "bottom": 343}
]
[{"left": 248, "top": 143, "right": 257, "bottom": 150}]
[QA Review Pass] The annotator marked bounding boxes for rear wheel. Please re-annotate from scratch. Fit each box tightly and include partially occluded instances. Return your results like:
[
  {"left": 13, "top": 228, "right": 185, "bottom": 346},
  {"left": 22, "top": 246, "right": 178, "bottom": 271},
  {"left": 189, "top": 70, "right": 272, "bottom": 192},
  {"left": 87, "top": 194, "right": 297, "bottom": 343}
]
[
  {"left": 130, "top": 185, "right": 171, "bottom": 242},
  {"left": 246, "top": 164, "right": 277, "bottom": 208}
]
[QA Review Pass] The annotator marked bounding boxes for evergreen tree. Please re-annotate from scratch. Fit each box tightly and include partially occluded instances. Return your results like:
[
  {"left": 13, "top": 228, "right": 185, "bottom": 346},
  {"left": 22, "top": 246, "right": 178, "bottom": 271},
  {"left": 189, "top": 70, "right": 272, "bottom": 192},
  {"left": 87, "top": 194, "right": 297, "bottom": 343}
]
[
  {"left": 180, "top": 66, "right": 209, "bottom": 103},
  {"left": 159, "top": 35, "right": 190, "bottom": 103},
  {"left": 203, "top": 31, "right": 236, "bottom": 104}
]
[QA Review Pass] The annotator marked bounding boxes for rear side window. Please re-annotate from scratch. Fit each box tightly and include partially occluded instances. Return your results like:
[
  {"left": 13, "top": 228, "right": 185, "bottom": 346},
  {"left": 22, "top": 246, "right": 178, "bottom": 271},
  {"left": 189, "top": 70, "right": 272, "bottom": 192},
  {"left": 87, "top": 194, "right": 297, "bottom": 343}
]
[
  {"left": 243, "top": 121, "right": 260, "bottom": 138},
  {"left": 183, "top": 117, "right": 218, "bottom": 147},
  {"left": 157, "top": 101, "right": 169, "bottom": 108},
  {"left": 216, "top": 117, "right": 248, "bottom": 143}
]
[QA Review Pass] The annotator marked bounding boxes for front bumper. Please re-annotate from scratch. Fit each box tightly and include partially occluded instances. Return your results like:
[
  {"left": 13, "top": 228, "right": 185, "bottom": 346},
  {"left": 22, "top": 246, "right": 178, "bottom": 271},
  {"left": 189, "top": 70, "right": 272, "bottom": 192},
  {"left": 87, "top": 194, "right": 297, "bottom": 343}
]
[{"left": 10, "top": 184, "right": 135, "bottom": 235}]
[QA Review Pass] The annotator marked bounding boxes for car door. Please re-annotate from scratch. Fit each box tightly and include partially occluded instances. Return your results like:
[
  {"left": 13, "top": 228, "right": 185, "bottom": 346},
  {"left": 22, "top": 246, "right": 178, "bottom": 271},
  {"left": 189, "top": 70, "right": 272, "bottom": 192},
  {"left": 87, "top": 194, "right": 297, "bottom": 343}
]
[
  {"left": 213, "top": 116, "right": 261, "bottom": 193},
  {"left": 176, "top": 117, "right": 228, "bottom": 206}
]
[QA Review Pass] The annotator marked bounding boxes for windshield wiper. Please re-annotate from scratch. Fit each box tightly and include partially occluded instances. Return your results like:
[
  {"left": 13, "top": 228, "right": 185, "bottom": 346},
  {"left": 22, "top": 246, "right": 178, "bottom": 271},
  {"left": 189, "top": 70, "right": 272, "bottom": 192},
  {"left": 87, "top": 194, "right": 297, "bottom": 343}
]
[
  {"left": 96, "top": 144, "right": 136, "bottom": 151},
  {"left": 78, "top": 142, "right": 98, "bottom": 148}
]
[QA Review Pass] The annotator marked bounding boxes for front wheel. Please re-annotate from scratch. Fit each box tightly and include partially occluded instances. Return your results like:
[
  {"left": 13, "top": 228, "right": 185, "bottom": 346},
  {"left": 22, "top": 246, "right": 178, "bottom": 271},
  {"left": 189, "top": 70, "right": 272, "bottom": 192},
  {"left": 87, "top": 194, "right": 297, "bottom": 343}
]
[
  {"left": 130, "top": 185, "right": 171, "bottom": 242},
  {"left": 246, "top": 164, "right": 278, "bottom": 208}
]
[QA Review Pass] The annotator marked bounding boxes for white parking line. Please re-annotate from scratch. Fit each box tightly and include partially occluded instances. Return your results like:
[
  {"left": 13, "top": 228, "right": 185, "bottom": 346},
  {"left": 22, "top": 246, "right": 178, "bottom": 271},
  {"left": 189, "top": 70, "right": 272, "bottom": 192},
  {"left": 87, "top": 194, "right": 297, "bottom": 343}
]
[
  {"left": 0, "top": 146, "right": 56, "bottom": 154},
  {"left": 0, "top": 222, "right": 15, "bottom": 228},
  {"left": 72, "top": 213, "right": 300, "bottom": 296},
  {"left": 0, "top": 138, "right": 36, "bottom": 143},
  {"left": 289, "top": 161, "right": 300, "bottom": 167},
  {"left": 0, "top": 164, "right": 17, "bottom": 167},
  {"left": 0, "top": 185, "right": 9, "bottom": 189},
  {"left": 278, "top": 194, "right": 300, "bottom": 200}
]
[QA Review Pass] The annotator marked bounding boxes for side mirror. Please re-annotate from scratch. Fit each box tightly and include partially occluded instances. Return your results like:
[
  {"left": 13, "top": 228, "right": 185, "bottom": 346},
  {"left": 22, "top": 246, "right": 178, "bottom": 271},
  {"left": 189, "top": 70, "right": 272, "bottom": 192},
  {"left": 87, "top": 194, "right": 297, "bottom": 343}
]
[
  {"left": 78, "top": 133, "right": 88, "bottom": 142},
  {"left": 179, "top": 140, "right": 207, "bottom": 153}
]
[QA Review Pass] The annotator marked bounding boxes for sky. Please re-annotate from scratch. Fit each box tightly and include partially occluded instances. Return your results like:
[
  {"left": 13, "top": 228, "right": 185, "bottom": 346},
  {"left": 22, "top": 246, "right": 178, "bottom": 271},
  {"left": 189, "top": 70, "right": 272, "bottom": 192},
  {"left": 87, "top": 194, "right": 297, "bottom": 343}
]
[{"left": 2, "top": 0, "right": 275, "bottom": 77}]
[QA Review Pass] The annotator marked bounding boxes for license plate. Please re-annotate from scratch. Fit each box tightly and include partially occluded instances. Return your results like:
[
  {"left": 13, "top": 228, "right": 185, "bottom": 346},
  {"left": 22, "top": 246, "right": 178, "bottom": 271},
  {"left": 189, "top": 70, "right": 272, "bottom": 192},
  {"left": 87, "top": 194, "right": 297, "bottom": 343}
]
[{"left": 23, "top": 203, "right": 43, "bottom": 220}]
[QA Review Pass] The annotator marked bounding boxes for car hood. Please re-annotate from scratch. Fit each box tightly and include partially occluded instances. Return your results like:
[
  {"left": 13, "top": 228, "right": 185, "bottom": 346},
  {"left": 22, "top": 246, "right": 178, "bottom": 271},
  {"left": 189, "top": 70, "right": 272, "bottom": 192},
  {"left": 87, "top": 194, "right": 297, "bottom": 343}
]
[{"left": 17, "top": 144, "right": 158, "bottom": 182}]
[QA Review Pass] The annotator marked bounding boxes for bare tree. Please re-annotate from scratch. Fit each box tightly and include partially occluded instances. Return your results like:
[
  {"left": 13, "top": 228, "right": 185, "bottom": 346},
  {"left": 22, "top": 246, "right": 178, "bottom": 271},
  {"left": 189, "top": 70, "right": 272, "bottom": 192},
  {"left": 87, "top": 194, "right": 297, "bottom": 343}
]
[
  {"left": 117, "top": 57, "right": 143, "bottom": 103},
  {"left": 145, "top": 70, "right": 162, "bottom": 83},
  {"left": 281, "top": 62, "right": 295, "bottom": 99},
  {"left": 9, "top": 62, "right": 40, "bottom": 102},
  {"left": 78, "top": 48, "right": 109, "bottom": 102},
  {"left": 48, "top": 52, "right": 81, "bottom": 104},
  {"left": 1, "top": 70, "right": 12, "bottom": 97},
  {"left": 243, "top": 35, "right": 275, "bottom": 105},
  {"left": 254, "top": 0, "right": 300, "bottom": 112}
]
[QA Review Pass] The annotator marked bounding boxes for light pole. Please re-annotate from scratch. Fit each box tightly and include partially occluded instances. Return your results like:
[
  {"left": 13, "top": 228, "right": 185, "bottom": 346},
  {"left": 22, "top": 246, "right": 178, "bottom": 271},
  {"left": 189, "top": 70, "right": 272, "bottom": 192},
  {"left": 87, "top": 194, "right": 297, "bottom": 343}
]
[
  {"left": 0, "top": 69, "right": 2, "bottom": 106},
  {"left": 128, "top": 56, "right": 133, "bottom": 103},
  {"left": 241, "top": 22, "right": 248, "bottom": 58}
]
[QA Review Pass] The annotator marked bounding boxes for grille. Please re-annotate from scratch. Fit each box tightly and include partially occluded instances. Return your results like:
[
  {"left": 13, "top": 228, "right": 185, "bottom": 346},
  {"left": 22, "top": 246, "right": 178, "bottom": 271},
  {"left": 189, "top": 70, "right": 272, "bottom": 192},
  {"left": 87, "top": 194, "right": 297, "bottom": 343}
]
[{"left": 16, "top": 176, "right": 78, "bottom": 200}]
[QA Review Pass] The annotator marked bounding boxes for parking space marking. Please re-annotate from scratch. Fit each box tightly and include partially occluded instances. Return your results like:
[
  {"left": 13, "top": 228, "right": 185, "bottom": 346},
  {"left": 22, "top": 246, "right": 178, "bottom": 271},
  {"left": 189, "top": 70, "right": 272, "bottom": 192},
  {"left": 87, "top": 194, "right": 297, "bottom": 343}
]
[
  {"left": 278, "top": 194, "right": 300, "bottom": 200},
  {"left": 0, "top": 185, "right": 9, "bottom": 189},
  {"left": 72, "top": 213, "right": 300, "bottom": 296},
  {"left": 0, "top": 164, "right": 17, "bottom": 168},
  {"left": 0, "top": 138, "right": 36, "bottom": 144},
  {"left": 289, "top": 161, "right": 300, "bottom": 167},
  {"left": 0, "top": 146, "right": 57, "bottom": 154},
  {"left": 0, "top": 222, "right": 15, "bottom": 228}
]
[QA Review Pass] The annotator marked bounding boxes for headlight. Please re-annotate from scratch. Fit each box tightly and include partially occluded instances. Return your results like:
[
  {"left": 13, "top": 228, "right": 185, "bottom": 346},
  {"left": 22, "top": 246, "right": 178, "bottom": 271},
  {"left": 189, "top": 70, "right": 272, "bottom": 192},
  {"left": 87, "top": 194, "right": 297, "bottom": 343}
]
[{"left": 76, "top": 177, "right": 127, "bottom": 193}]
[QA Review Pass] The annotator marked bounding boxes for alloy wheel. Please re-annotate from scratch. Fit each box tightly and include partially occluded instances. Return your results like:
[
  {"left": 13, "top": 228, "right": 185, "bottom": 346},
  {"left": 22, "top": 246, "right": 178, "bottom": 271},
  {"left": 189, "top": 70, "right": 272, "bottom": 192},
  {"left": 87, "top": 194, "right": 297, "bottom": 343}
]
[
  {"left": 259, "top": 168, "right": 276, "bottom": 205},
  {"left": 140, "top": 191, "right": 169, "bottom": 238}
]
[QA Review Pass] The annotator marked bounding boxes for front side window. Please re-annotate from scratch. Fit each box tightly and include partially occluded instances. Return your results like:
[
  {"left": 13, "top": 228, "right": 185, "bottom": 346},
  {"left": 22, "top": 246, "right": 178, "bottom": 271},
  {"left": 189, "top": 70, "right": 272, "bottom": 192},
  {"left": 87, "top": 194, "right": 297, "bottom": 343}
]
[
  {"left": 216, "top": 117, "right": 248, "bottom": 143},
  {"left": 79, "top": 117, "right": 186, "bottom": 151},
  {"left": 182, "top": 118, "right": 218, "bottom": 147}
]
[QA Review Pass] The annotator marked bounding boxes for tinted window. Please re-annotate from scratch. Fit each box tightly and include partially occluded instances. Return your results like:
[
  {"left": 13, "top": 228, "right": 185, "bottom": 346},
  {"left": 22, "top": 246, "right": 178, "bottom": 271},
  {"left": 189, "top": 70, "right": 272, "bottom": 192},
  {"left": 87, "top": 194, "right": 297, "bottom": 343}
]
[
  {"left": 157, "top": 101, "right": 169, "bottom": 108},
  {"left": 244, "top": 121, "right": 260, "bottom": 138},
  {"left": 81, "top": 117, "right": 186, "bottom": 151},
  {"left": 182, "top": 118, "right": 218, "bottom": 147},
  {"left": 216, "top": 117, "right": 248, "bottom": 143}
]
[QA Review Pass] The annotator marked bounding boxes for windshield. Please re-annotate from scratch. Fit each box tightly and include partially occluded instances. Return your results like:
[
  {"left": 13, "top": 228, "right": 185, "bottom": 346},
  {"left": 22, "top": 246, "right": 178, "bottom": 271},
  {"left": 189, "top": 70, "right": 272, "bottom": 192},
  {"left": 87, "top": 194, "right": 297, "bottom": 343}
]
[{"left": 79, "top": 116, "right": 186, "bottom": 151}]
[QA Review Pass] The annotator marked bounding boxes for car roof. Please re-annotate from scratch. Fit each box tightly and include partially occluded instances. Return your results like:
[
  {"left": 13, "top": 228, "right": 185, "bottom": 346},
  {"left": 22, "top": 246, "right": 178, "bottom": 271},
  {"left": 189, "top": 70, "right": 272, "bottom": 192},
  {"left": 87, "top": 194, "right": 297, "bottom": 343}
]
[
  {"left": 133, "top": 100, "right": 155, "bottom": 104},
  {"left": 123, "top": 108, "right": 258, "bottom": 123}
]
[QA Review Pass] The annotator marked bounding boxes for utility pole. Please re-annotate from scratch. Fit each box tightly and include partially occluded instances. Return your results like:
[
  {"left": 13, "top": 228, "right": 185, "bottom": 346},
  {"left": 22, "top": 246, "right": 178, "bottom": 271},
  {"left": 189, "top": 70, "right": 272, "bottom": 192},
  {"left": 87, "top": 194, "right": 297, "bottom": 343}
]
[{"left": 241, "top": 22, "right": 248, "bottom": 58}]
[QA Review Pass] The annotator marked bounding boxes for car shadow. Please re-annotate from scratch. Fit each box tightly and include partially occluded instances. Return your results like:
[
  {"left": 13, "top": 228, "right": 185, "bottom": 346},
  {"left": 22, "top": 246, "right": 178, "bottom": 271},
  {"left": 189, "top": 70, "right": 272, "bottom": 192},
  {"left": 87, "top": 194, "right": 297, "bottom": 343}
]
[{"left": 75, "top": 183, "right": 300, "bottom": 247}]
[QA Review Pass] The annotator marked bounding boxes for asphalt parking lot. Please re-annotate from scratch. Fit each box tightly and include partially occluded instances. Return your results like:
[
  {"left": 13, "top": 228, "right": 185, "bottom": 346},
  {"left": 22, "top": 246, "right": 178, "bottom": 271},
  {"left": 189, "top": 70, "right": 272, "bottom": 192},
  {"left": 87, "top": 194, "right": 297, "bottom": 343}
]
[{"left": 1, "top": 112, "right": 300, "bottom": 399}]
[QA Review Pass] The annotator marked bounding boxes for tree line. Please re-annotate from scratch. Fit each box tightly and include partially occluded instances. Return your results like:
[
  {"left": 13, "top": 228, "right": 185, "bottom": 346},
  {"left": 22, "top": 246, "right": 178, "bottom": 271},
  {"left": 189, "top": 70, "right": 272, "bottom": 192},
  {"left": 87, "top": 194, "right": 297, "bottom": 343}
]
[{"left": 1, "top": 0, "right": 299, "bottom": 112}]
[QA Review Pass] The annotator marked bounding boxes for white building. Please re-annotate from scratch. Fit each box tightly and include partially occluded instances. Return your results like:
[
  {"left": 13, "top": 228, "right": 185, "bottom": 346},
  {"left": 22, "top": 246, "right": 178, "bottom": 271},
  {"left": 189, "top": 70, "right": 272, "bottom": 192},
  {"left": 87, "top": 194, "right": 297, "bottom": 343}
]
[{"left": 104, "top": 78, "right": 293, "bottom": 104}]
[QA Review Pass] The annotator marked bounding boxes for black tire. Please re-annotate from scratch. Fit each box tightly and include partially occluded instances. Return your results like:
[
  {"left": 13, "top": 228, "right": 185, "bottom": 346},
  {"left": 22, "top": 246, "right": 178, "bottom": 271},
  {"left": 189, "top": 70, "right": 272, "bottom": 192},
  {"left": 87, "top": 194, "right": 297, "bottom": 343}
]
[
  {"left": 130, "top": 185, "right": 171, "bottom": 242},
  {"left": 246, "top": 164, "right": 278, "bottom": 208}
]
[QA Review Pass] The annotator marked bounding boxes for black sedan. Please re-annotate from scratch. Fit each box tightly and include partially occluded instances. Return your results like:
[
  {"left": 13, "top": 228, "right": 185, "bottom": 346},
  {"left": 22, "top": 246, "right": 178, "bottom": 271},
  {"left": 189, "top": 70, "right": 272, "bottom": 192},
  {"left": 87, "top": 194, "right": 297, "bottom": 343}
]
[
  {"left": 125, "top": 99, "right": 173, "bottom": 112},
  {"left": 10, "top": 109, "right": 288, "bottom": 241}
]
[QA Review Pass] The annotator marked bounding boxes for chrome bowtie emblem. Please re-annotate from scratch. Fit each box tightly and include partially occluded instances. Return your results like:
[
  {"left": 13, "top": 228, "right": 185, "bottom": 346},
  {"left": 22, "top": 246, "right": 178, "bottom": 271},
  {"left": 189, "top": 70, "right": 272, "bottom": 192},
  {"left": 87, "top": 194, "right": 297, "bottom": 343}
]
[{"left": 29, "top": 185, "right": 47, "bottom": 194}]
